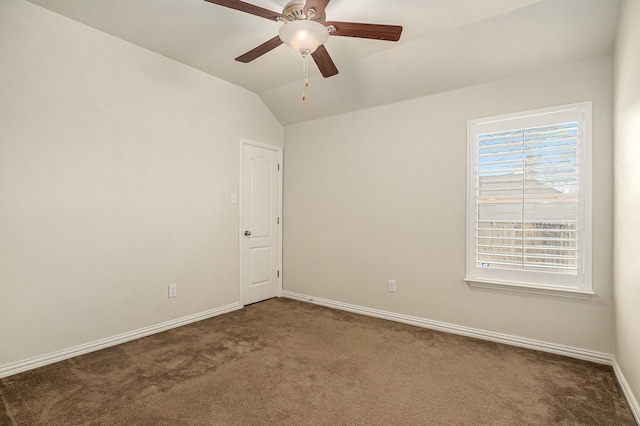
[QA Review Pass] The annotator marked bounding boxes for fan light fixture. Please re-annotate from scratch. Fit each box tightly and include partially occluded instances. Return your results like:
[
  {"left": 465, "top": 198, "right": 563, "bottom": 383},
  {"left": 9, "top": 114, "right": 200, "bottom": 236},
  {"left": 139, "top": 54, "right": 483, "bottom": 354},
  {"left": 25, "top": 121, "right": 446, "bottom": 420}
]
[
  {"left": 279, "top": 20, "right": 329, "bottom": 56},
  {"left": 204, "top": 0, "right": 402, "bottom": 101}
]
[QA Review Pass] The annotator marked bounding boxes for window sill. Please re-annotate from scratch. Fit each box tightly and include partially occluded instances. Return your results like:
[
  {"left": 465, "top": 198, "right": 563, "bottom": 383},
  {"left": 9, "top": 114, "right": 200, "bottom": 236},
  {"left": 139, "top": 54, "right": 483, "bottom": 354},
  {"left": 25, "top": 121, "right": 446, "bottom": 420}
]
[{"left": 464, "top": 278, "right": 594, "bottom": 299}]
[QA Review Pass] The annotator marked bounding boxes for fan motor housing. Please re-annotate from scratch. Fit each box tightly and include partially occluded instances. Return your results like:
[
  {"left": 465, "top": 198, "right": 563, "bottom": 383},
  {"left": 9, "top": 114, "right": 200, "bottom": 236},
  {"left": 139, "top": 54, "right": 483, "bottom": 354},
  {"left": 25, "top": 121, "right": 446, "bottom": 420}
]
[{"left": 282, "top": 0, "right": 326, "bottom": 23}]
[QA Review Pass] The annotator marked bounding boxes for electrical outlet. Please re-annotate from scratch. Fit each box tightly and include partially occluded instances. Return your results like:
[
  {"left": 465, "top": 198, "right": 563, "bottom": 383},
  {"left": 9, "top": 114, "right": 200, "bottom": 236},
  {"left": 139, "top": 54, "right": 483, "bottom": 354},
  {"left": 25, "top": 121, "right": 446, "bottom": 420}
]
[
  {"left": 388, "top": 280, "right": 396, "bottom": 293},
  {"left": 168, "top": 284, "right": 177, "bottom": 298}
]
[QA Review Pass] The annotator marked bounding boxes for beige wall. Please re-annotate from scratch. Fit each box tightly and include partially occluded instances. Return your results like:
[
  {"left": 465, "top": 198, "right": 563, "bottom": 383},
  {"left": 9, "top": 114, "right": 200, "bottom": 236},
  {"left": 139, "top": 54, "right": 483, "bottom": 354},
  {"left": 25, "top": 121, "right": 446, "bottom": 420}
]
[
  {"left": 284, "top": 56, "right": 614, "bottom": 353},
  {"left": 0, "top": 0, "right": 282, "bottom": 366},
  {"left": 614, "top": 0, "right": 640, "bottom": 410}
]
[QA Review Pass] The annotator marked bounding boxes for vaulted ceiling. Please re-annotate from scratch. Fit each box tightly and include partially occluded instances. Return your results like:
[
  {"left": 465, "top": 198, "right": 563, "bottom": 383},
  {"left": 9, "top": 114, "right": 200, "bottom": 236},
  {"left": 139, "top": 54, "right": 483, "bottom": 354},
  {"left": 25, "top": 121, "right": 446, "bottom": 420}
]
[{"left": 26, "top": 0, "right": 620, "bottom": 126}]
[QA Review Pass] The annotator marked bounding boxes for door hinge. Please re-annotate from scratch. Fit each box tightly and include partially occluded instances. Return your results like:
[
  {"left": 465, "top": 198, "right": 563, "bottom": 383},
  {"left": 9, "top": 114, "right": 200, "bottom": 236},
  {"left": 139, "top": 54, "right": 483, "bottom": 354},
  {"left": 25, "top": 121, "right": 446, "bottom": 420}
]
[
  {"left": 277, "top": 217, "right": 280, "bottom": 225},
  {"left": 277, "top": 270, "right": 280, "bottom": 278},
  {"left": 278, "top": 163, "right": 280, "bottom": 171}
]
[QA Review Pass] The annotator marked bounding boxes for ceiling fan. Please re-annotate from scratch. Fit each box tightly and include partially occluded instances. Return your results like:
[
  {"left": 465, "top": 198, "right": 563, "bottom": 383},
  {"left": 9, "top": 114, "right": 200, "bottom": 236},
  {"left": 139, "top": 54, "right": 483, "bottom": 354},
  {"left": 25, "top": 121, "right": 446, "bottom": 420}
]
[{"left": 204, "top": 0, "right": 403, "bottom": 78}]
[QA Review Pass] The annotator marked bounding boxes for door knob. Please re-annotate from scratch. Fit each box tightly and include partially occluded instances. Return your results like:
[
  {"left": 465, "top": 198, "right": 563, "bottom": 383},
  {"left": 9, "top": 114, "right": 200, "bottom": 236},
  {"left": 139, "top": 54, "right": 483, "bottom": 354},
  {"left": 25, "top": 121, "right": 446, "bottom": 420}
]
[{"left": 244, "top": 230, "right": 251, "bottom": 236}]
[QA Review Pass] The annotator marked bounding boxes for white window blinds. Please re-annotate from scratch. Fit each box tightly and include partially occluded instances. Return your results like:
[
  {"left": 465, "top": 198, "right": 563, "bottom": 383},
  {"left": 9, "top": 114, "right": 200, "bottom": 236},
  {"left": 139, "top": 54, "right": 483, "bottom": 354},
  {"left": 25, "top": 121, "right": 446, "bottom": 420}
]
[{"left": 466, "top": 103, "right": 592, "bottom": 295}]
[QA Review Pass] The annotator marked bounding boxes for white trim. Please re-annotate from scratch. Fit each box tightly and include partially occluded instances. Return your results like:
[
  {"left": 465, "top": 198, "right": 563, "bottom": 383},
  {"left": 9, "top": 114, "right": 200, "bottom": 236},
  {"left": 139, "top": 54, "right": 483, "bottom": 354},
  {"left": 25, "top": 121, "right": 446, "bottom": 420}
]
[
  {"left": 238, "top": 141, "right": 244, "bottom": 306},
  {"left": 277, "top": 146, "right": 283, "bottom": 299},
  {"left": 613, "top": 358, "right": 640, "bottom": 424},
  {"left": 240, "top": 139, "right": 282, "bottom": 151},
  {"left": 282, "top": 291, "right": 611, "bottom": 365},
  {"left": 0, "top": 303, "right": 241, "bottom": 379},
  {"left": 238, "top": 139, "right": 283, "bottom": 306},
  {"left": 465, "top": 278, "right": 594, "bottom": 299}
]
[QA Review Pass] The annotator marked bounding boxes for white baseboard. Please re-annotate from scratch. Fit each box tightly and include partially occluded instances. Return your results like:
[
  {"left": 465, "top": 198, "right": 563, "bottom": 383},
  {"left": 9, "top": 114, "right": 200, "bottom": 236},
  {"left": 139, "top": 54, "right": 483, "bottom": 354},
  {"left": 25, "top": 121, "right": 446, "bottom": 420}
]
[
  {"left": 613, "top": 358, "right": 640, "bottom": 425},
  {"left": 0, "top": 302, "right": 242, "bottom": 379},
  {"left": 282, "top": 291, "right": 612, "bottom": 365}
]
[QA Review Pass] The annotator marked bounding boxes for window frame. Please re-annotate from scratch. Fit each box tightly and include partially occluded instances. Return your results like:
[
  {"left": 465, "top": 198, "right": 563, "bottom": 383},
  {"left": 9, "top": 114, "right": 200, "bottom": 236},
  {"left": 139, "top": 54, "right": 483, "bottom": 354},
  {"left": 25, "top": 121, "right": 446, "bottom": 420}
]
[{"left": 465, "top": 102, "right": 593, "bottom": 299}]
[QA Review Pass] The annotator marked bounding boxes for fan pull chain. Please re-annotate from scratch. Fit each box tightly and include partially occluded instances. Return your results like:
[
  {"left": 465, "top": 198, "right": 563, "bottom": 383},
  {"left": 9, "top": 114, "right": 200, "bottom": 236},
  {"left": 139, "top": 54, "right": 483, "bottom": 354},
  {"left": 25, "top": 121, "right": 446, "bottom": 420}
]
[{"left": 302, "top": 54, "right": 309, "bottom": 101}]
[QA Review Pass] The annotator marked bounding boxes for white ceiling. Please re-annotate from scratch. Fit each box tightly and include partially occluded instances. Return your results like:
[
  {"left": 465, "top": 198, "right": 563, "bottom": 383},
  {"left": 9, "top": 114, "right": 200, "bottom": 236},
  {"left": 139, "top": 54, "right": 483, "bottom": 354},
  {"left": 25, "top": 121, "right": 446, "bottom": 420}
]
[{"left": 25, "top": 0, "right": 620, "bottom": 126}]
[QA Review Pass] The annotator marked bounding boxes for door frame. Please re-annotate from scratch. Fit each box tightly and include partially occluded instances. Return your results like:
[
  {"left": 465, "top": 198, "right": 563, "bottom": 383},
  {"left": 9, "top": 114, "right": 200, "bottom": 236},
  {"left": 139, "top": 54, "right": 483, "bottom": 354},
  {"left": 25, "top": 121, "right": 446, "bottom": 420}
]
[{"left": 238, "top": 139, "right": 283, "bottom": 306}]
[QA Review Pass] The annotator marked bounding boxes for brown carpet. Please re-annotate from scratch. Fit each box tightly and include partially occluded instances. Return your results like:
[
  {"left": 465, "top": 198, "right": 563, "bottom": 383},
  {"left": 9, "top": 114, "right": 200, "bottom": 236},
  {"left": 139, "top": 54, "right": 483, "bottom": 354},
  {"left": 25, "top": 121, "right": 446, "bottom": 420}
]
[{"left": 0, "top": 298, "right": 635, "bottom": 425}]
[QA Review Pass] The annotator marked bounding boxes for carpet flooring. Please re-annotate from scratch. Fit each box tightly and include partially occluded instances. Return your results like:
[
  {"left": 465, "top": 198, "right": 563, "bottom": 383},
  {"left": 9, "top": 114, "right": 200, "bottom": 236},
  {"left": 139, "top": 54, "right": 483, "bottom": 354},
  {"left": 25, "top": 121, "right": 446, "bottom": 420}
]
[{"left": 0, "top": 298, "right": 635, "bottom": 425}]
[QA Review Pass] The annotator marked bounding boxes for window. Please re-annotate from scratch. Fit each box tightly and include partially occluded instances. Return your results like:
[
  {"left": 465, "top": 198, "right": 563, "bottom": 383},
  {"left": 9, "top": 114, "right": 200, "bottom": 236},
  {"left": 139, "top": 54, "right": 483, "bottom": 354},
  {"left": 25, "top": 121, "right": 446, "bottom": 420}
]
[{"left": 466, "top": 103, "right": 592, "bottom": 298}]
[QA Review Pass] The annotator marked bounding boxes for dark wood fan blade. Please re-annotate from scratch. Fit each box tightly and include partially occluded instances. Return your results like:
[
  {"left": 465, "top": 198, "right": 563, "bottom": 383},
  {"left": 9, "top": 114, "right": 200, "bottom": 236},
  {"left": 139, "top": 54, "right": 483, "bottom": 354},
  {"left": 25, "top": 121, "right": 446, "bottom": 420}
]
[
  {"left": 235, "top": 36, "right": 283, "bottom": 63},
  {"left": 325, "top": 21, "right": 403, "bottom": 41},
  {"left": 204, "top": 0, "right": 287, "bottom": 22},
  {"left": 303, "top": 0, "right": 331, "bottom": 19},
  {"left": 311, "top": 45, "right": 338, "bottom": 78}
]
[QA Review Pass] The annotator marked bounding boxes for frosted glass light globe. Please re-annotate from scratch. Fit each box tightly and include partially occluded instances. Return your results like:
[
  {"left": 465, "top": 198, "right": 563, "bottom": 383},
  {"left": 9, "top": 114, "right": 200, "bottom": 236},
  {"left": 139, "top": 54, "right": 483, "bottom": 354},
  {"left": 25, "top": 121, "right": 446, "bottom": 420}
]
[{"left": 279, "top": 20, "right": 329, "bottom": 56}]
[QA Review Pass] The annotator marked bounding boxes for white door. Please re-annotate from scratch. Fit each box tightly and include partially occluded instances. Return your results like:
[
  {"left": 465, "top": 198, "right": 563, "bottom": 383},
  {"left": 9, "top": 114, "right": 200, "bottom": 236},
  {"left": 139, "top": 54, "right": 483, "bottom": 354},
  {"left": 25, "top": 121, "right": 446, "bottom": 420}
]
[{"left": 240, "top": 142, "right": 281, "bottom": 305}]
